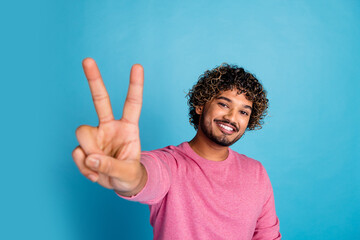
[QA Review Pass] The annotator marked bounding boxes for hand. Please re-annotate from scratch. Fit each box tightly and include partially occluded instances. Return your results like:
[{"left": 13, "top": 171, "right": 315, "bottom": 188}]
[{"left": 72, "top": 58, "right": 147, "bottom": 196}]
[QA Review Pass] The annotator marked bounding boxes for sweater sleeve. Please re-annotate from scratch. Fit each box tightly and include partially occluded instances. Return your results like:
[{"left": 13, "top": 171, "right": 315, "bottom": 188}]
[
  {"left": 252, "top": 169, "right": 281, "bottom": 240},
  {"left": 115, "top": 151, "right": 172, "bottom": 205}
]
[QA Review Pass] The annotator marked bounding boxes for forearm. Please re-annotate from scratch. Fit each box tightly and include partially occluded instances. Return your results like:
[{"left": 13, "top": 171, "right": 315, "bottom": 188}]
[{"left": 115, "top": 151, "right": 172, "bottom": 205}]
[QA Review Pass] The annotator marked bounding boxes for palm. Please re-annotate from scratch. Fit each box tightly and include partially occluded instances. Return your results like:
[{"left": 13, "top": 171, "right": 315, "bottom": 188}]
[
  {"left": 98, "top": 120, "right": 140, "bottom": 159},
  {"left": 75, "top": 58, "right": 144, "bottom": 190},
  {"left": 84, "top": 120, "right": 139, "bottom": 189}
]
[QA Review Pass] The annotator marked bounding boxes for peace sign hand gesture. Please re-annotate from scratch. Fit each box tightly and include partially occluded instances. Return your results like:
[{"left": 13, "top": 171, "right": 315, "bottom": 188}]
[{"left": 72, "top": 58, "right": 147, "bottom": 197}]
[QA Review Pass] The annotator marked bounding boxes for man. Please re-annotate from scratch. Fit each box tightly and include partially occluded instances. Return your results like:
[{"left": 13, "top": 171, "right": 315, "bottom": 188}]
[{"left": 73, "top": 58, "right": 281, "bottom": 240}]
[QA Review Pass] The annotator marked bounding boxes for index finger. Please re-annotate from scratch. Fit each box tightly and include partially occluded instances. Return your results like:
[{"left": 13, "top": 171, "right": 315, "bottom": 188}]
[
  {"left": 122, "top": 64, "right": 144, "bottom": 124},
  {"left": 82, "top": 58, "right": 114, "bottom": 123}
]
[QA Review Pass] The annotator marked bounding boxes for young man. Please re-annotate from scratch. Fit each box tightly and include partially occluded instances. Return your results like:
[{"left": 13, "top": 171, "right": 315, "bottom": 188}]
[{"left": 73, "top": 58, "right": 281, "bottom": 240}]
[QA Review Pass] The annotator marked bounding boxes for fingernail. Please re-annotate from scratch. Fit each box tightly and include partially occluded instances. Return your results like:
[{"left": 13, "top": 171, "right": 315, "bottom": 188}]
[
  {"left": 87, "top": 157, "right": 100, "bottom": 169},
  {"left": 88, "top": 174, "right": 97, "bottom": 182}
]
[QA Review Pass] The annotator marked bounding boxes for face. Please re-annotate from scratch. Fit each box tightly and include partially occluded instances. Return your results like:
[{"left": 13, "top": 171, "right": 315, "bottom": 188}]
[{"left": 196, "top": 89, "right": 253, "bottom": 147}]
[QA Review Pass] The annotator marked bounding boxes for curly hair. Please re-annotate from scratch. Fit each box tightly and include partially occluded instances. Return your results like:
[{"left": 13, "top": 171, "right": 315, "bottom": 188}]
[{"left": 186, "top": 63, "right": 269, "bottom": 131}]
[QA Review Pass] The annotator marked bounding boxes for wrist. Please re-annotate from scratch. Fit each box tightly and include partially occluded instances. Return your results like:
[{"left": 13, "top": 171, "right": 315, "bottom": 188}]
[{"left": 115, "top": 163, "right": 148, "bottom": 197}]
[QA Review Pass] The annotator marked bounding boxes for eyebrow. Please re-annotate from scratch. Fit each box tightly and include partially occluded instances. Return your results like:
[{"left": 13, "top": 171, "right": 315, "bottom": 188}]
[{"left": 216, "top": 96, "right": 253, "bottom": 110}]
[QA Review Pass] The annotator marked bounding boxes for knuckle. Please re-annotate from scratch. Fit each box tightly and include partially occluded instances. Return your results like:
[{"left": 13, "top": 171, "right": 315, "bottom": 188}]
[
  {"left": 75, "top": 125, "right": 95, "bottom": 144},
  {"left": 73, "top": 155, "right": 83, "bottom": 167},
  {"left": 92, "top": 93, "right": 109, "bottom": 102},
  {"left": 103, "top": 157, "right": 113, "bottom": 175},
  {"left": 75, "top": 125, "right": 85, "bottom": 137},
  {"left": 71, "top": 148, "right": 77, "bottom": 159},
  {"left": 99, "top": 115, "right": 113, "bottom": 124},
  {"left": 72, "top": 146, "right": 81, "bottom": 158},
  {"left": 72, "top": 154, "right": 81, "bottom": 165},
  {"left": 75, "top": 125, "right": 92, "bottom": 135},
  {"left": 72, "top": 153, "right": 80, "bottom": 164},
  {"left": 79, "top": 168, "right": 90, "bottom": 176},
  {"left": 72, "top": 146, "right": 85, "bottom": 160},
  {"left": 125, "top": 97, "right": 142, "bottom": 105}
]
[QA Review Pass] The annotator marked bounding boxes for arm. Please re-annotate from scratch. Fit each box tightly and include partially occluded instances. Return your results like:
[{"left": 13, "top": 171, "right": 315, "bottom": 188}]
[
  {"left": 252, "top": 174, "right": 281, "bottom": 240},
  {"left": 116, "top": 151, "right": 172, "bottom": 205}
]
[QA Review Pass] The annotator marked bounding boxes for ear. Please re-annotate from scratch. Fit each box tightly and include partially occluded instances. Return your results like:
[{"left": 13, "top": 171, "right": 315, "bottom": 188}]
[{"left": 195, "top": 106, "right": 203, "bottom": 115}]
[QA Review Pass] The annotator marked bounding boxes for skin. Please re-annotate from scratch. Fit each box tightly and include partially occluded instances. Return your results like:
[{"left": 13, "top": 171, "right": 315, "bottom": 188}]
[
  {"left": 73, "top": 58, "right": 252, "bottom": 197},
  {"left": 189, "top": 90, "right": 253, "bottom": 161},
  {"left": 73, "top": 58, "right": 147, "bottom": 197}
]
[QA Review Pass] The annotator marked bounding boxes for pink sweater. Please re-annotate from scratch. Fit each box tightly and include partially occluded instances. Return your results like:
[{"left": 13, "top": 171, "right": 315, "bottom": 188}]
[{"left": 118, "top": 142, "right": 281, "bottom": 240}]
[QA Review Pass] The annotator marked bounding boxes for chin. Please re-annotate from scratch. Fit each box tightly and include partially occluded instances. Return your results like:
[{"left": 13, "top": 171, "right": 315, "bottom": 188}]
[
  {"left": 213, "top": 139, "right": 233, "bottom": 147},
  {"left": 210, "top": 134, "right": 243, "bottom": 147}
]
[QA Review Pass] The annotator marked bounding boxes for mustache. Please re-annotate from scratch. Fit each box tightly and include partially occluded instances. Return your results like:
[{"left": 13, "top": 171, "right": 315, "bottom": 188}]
[{"left": 214, "top": 119, "right": 239, "bottom": 132}]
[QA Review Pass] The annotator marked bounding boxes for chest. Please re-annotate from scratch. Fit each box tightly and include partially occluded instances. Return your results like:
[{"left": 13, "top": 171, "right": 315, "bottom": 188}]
[{"left": 168, "top": 163, "right": 265, "bottom": 222}]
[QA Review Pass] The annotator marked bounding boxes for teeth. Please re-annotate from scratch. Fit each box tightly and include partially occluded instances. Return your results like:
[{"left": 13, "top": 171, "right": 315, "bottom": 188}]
[{"left": 219, "top": 124, "right": 233, "bottom": 132}]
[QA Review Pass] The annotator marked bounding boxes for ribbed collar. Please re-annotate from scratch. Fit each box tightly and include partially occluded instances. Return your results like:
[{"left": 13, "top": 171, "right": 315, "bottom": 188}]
[{"left": 178, "top": 142, "right": 235, "bottom": 167}]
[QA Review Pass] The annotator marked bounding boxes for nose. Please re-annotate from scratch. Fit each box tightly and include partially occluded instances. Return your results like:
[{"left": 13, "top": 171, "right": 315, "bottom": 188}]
[{"left": 224, "top": 109, "right": 237, "bottom": 123}]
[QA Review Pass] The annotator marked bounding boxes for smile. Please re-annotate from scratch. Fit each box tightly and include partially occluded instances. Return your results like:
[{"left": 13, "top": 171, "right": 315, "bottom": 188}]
[{"left": 215, "top": 121, "right": 237, "bottom": 135}]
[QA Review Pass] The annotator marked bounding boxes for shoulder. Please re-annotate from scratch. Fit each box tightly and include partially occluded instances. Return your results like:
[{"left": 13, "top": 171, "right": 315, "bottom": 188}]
[
  {"left": 141, "top": 142, "right": 188, "bottom": 164},
  {"left": 142, "top": 142, "right": 184, "bottom": 156},
  {"left": 232, "top": 151, "right": 265, "bottom": 171}
]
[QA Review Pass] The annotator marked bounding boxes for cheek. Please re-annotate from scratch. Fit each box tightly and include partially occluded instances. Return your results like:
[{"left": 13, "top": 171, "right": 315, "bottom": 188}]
[
  {"left": 202, "top": 115, "right": 213, "bottom": 127},
  {"left": 200, "top": 111, "right": 215, "bottom": 128},
  {"left": 240, "top": 118, "right": 250, "bottom": 130}
]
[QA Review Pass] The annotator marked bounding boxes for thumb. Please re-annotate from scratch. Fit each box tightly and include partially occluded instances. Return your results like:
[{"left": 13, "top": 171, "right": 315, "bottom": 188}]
[{"left": 85, "top": 154, "right": 141, "bottom": 182}]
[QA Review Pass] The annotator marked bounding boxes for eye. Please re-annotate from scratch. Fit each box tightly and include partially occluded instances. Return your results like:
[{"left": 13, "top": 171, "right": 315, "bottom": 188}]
[
  {"left": 240, "top": 110, "right": 249, "bottom": 116},
  {"left": 218, "top": 102, "right": 228, "bottom": 108}
]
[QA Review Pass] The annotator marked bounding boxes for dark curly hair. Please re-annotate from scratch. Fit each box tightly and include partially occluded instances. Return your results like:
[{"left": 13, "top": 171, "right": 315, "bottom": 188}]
[{"left": 186, "top": 63, "right": 269, "bottom": 131}]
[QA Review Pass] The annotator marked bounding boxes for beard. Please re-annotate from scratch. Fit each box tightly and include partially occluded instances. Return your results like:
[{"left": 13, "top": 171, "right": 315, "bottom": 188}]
[{"left": 199, "top": 117, "right": 244, "bottom": 147}]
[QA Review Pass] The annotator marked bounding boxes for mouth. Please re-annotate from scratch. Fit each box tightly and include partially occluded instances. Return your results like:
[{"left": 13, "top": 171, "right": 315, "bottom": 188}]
[{"left": 214, "top": 120, "right": 238, "bottom": 135}]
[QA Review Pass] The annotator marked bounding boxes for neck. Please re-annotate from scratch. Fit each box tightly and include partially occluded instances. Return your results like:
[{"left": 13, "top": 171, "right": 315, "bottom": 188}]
[{"left": 188, "top": 130, "right": 229, "bottom": 162}]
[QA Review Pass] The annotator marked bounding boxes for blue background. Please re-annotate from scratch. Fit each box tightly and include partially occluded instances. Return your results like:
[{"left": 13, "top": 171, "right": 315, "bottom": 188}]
[{"left": 1, "top": 0, "right": 359, "bottom": 239}]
